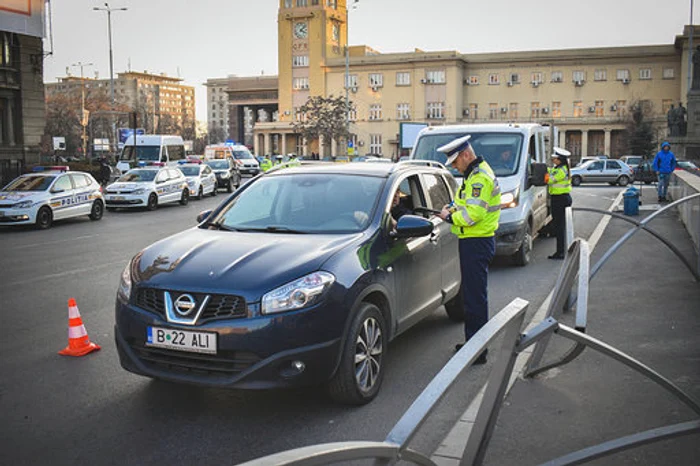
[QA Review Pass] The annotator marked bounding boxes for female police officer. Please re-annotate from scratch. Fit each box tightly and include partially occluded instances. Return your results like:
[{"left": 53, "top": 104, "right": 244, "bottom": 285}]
[
  {"left": 437, "top": 135, "right": 501, "bottom": 362},
  {"left": 546, "top": 147, "right": 572, "bottom": 260}
]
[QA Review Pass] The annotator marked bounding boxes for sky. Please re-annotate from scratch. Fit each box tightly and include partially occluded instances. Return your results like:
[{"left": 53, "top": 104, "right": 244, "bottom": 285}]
[{"left": 42, "top": 0, "right": 699, "bottom": 123}]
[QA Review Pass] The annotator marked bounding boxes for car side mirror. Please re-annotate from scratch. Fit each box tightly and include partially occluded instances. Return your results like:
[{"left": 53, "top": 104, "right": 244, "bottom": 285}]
[
  {"left": 529, "top": 162, "right": 548, "bottom": 187},
  {"left": 196, "top": 209, "right": 212, "bottom": 223},
  {"left": 51, "top": 188, "right": 65, "bottom": 194},
  {"left": 391, "top": 215, "right": 434, "bottom": 239}
]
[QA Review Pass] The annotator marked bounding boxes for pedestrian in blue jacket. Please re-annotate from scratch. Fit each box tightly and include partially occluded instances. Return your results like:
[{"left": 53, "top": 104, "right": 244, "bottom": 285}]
[{"left": 652, "top": 142, "right": 677, "bottom": 202}]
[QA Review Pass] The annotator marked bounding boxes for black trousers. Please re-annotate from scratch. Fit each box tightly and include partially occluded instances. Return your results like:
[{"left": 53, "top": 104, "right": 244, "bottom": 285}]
[
  {"left": 551, "top": 193, "right": 572, "bottom": 255},
  {"left": 459, "top": 236, "right": 495, "bottom": 341}
]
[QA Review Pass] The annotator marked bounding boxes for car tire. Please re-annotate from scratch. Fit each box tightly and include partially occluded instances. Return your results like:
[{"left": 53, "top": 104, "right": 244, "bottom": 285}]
[
  {"left": 617, "top": 175, "right": 630, "bottom": 186},
  {"left": 512, "top": 222, "right": 532, "bottom": 266},
  {"left": 89, "top": 200, "right": 104, "bottom": 221},
  {"left": 35, "top": 206, "right": 53, "bottom": 229},
  {"left": 644, "top": 181, "right": 652, "bottom": 185},
  {"left": 328, "top": 302, "right": 386, "bottom": 405},
  {"left": 147, "top": 193, "right": 158, "bottom": 211},
  {"left": 227, "top": 179, "right": 233, "bottom": 193},
  {"left": 444, "top": 291, "right": 465, "bottom": 322},
  {"left": 571, "top": 175, "right": 582, "bottom": 187},
  {"left": 211, "top": 186, "right": 218, "bottom": 196},
  {"left": 198, "top": 186, "right": 204, "bottom": 199},
  {"left": 180, "top": 189, "right": 190, "bottom": 206}
]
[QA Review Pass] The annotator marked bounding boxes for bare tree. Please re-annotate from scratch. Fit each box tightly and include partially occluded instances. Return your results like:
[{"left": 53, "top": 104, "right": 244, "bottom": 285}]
[
  {"left": 292, "top": 95, "right": 353, "bottom": 154},
  {"left": 623, "top": 100, "right": 658, "bottom": 158}
]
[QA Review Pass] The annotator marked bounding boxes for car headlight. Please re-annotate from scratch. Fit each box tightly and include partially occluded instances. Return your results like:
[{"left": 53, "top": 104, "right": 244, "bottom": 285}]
[
  {"left": 132, "top": 188, "right": 146, "bottom": 195},
  {"left": 13, "top": 200, "right": 34, "bottom": 209},
  {"left": 261, "top": 271, "right": 335, "bottom": 315},
  {"left": 500, "top": 189, "right": 519, "bottom": 209},
  {"left": 117, "top": 260, "right": 133, "bottom": 302},
  {"left": 219, "top": 172, "right": 230, "bottom": 179},
  {"left": 187, "top": 180, "right": 196, "bottom": 187}
]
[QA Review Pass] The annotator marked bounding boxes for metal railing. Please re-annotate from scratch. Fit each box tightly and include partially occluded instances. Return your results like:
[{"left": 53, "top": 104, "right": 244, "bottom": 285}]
[{"left": 238, "top": 196, "right": 700, "bottom": 466}]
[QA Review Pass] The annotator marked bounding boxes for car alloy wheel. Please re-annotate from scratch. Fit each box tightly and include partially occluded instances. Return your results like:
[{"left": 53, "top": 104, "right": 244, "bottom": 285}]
[
  {"left": 180, "top": 189, "right": 190, "bottom": 206},
  {"left": 89, "top": 200, "right": 104, "bottom": 220},
  {"left": 198, "top": 186, "right": 204, "bottom": 199},
  {"left": 571, "top": 176, "right": 582, "bottom": 187},
  {"left": 147, "top": 193, "right": 158, "bottom": 211},
  {"left": 617, "top": 175, "right": 629, "bottom": 186},
  {"left": 36, "top": 206, "right": 53, "bottom": 229}
]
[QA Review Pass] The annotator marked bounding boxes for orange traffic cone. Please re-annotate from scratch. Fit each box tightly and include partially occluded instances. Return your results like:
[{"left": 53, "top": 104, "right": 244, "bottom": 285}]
[{"left": 58, "top": 298, "right": 101, "bottom": 357}]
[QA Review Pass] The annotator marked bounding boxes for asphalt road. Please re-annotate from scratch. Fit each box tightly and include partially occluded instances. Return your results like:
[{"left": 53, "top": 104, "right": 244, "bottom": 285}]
[{"left": 0, "top": 185, "right": 623, "bottom": 465}]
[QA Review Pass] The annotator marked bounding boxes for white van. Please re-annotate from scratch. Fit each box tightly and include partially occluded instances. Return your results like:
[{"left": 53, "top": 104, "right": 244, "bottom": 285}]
[
  {"left": 117, "top": 135, "right": 186, "bottom": 173},
  {"left": 204, "top": 143, "right": 260, "bottom": 177},
  {"left": 410, "top": 123, "right": 551, "bottom": 266}
]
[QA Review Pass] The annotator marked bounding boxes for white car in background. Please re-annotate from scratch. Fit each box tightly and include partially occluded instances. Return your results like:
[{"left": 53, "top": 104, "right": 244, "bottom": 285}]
[
  {"left": 177, "top": 161, "right": 217, "bottom": 199},
  {"left": 0, "top": 166, "right": 104, "bottom": 229},
  {"left": 104, "top": 164, "right": 190, "bottom": 211}
]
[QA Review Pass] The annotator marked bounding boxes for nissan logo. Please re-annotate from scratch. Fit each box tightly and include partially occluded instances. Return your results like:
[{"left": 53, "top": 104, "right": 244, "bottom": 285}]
[{"left": 174, "top": 294, "right": 196, "bottom": 316}]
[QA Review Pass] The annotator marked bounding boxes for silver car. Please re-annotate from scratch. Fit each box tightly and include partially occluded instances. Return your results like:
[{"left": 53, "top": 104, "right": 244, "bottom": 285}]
[{"left": 570, "top": 159, "right": 634, "bottom": 186}]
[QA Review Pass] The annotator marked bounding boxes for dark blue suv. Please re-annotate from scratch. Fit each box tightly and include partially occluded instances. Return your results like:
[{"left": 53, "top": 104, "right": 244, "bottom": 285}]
[{"left": 115, "top": 162, "right": 463, "bottom": 404}]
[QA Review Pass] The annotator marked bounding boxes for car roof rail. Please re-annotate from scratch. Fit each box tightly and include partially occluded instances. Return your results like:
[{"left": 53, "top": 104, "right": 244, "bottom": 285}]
[{"left": 392, "top": 160, "right": 447, "bottom": 172}]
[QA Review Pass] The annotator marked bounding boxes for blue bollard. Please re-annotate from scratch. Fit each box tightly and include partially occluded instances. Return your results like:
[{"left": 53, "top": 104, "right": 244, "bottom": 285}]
[{"left": 623, "top": 187, "right": 640, "bottom": 216}]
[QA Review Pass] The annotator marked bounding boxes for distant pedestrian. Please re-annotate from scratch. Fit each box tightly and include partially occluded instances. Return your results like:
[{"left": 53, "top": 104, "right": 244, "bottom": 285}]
[
  {"left": 437, "top": 135, "right": 501, "bottom": 363},
  {"left": 546, "top": 148, "right": 572, "bottom": 260},
  {"left": 653, "top": 142, "right": 677, "bottom": 203}
]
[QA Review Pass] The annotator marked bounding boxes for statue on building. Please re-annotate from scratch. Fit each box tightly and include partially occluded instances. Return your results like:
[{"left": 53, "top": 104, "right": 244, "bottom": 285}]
[
  {"left": 667, "top": 104, "right": 680, "bottom": 137},
  {"left": 693, "top": 46, "right": 700, "bottom": 90},
  {"left": 272, "top": 110, "right": 279, "bottom": 122},
  {"left": 678, "top": 102, "right": 688, "bottom": 136},
  {"left": 257, "top": 108, "right": 269, "bottom": 122}
]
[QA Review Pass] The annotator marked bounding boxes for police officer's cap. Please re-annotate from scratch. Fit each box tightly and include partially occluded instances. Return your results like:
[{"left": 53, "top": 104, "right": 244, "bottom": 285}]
[
  {"left": 437, "top": 135, "right": 472, "bottom": 166},
  {"left": 551, "top": 147, "right": 571, "bottom": 159}
]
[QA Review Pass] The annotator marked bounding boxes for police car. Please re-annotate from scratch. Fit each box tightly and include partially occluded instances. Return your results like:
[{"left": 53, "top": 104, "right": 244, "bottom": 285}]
[
  {"left": 176, "top": 160, "right": 217, "bottom": 199},
  {"left": 104, "top": 163, "right": 190, "bottom": 211},
  {"left": 0, "top": 166, "right": 104, "bottom": 229}
]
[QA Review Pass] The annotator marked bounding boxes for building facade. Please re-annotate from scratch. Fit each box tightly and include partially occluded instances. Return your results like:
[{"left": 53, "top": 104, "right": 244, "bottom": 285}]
[{"left": 210, "top": 0, "right": 696, "bottom": 161}]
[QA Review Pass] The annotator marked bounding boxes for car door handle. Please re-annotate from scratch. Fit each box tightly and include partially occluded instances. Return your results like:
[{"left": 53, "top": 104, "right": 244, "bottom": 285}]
[{"left": 430, "top": 231, "right": 440, "bottom": 243}]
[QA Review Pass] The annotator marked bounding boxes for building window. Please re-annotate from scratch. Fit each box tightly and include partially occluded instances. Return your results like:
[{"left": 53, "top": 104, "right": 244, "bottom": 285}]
[
  {"left": 369, "top": 73, "right": 383, "bottom": 88},
  {"left": 551, "top": 101, "right": 561, "bottom": 118},
  {"left": 489, "top": 103, "right": 498, "bottom": 119},
  {"left": 639, "top": 68, "right": 652, "bottom": 80},
  {"left": 369, "top": 104, "right": 382, "bottom": 120},
  {"left": 531, "top": 102, "right": 540, "bottom": 119},
  {"left": 293, "top": 77, "right": 309, "bottom": 90},
  {"left": 369, "top": 134, "right": 382, "bottom": 155},
  {"left": 345, "top": 74, "right": 358, "bottom": 88},
  {"left": 426, "top": 70, "right": 446, "bottom": 84},
  {"left": 327, "top": 0, "right": 338, "bottom": 8},
  {"left": 296, "top": 0, "right": 308, "bottom": 6},
  {"left": 294, "top": 107, "right": 306, "bottom": 122},
  {"left": 348, "top": 106, "right": 357, "bottom": 121},
  {"left": 508, "top": 72, "right": 520, "bottom": 85},
  {"left": 662, "top": 99, "right": 673, "bottom": 114},
  {"left": 531, "top": 72, "right": 543, "bottom": 85},
  {"left": 663, "top": 67, "right": 675, "bottom": 79},
  {"left": 488, "top": 73, "right": 500, "bottom": 85},
  {"left": 573, "top": 70, "right": 586, "bottom": 83},
  {"left": 595, "top": 100, "right": 604, "bottom": 117},
  {"left": 509, "top": 102, "right": 518, "bottom": 120},
  {"left": 427, "top": 101, "right": 445, "bottom": 119},
  {"left": 594, "top": 69, "right": 607, "bottom": 81},
  {"left": 285, "top": 0, "right": 292, "bottom": 7},
  {"left": 292, "top": 55, "right": 309, "bottom": 67},
  {"left": 469, "top": 103, "right": 478, "bottom": 120},
  {"left": 396, "top": 72, "right": 410, "bottom": 86},
  {"left": 466, "top": 75, "right": 479, "bottom": 86},
  {"left": 551, "top": 71, "right": 563, "bottom": 83},
  {"left": 573, "top": 101, "right": 583, "bottom": 117},
  {"left": 396, "top": 103, "right": 410, "bottom": 120},
  {"left": 616, "top": 69, "right": 630, "bottom": 81}
]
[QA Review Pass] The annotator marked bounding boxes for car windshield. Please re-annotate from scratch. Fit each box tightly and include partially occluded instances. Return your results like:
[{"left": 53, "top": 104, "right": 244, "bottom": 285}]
[
  {"left": 3, "top": 175, "right": 56, "bottom": 191},
  {"left": 120, "top": 145, "right": 161, "bottom": 162},
  {"left": 205, "top": 160, "right": 228, "bottom": 169},
  {"left": 210, "top": 173, "right": 384, "bottom": 233},
  {"left": 411, "top": 132, "right": 524, "bottom": 177},
  {"left": 118, "top": 169, "right": 158, "bottom": 182},
  {"left": 232, "top": 150, "right": 254, "bottom": 160},
  {"left": 179, "top": 166, "right": 201, "bottom": 176}
]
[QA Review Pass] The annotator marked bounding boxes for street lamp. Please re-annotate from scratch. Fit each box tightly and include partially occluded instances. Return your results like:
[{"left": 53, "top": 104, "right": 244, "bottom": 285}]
[
  {"left": 689, "top": 0, "right": 695, "bottom": 93},
  {"left": 345, "top": 0, "right": 359, "bottom": 155},
  {"left": 71, "top": 61, "right": 94, "bottom": 159},
  {"left": 93, "top": 3, "right": 128, "bottom": 154}
]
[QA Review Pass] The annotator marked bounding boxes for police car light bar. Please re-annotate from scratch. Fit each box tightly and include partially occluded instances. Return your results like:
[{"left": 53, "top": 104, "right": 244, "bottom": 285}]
[{"left": 33, "top": 166, "right": 70, "bottom": 172}]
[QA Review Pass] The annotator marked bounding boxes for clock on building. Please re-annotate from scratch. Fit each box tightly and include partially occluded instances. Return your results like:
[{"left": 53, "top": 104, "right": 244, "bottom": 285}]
[
  {"left": 294, "top": 22, "right": 308, "bottom": 39},
  {"left": 332, "top": 23, "right": 339, "bottom": 42}
]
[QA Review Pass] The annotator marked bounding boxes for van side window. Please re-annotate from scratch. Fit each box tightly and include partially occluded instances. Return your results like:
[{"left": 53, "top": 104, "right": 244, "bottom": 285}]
[
  {"left": 528, "top": 136, "right": 536, "bottom": 161},
  {"left": 168, "top": 145, "right": 185, "bottom": 161}
]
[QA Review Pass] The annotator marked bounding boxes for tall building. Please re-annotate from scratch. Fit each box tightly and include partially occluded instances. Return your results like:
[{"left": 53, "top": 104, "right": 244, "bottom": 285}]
[
  {"left": 209, "top": 0, "right": 696, "bottom": 160},
  {"left": 0, "top": 2, "right": 46, "bottom": 185}
]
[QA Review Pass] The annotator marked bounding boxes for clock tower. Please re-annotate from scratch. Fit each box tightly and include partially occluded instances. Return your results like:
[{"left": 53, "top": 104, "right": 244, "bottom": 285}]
[{"left": 278, "top": 0, "right": 348, "bottom": 122}]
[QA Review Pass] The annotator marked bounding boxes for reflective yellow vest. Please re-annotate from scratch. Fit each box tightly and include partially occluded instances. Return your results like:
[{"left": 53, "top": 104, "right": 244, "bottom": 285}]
[
  {"left": 450, "top": 160, "right": 501, "bottom": 238},
  {"left": 547, "top": 166, "right": 572, "bottom": 195},
  {"left": 260, "top": 159, "right": 272, "bottom": 172}
]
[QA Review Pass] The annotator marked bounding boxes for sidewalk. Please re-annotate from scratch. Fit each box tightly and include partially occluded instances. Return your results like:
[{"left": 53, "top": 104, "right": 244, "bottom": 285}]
[{"left": 432, "top": 186, "right": 700, "bottom": 465}]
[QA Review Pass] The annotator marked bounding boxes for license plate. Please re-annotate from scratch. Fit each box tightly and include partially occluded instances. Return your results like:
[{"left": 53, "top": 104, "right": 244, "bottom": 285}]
[
  {"left": 112, "top": 196, "right": 125, "bottom": 201},
  {"left": 146, "top": 327, "right": 217, "bottom": 354}
]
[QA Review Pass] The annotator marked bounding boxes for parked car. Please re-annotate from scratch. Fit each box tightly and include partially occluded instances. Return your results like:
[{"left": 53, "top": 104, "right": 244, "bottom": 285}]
[
  {"left": 177, "top": 161, "right": 218, "bottom": 199},
  {"left": 570, "top": 159, "right": 634, "bottom": 186},
  {"left": 204, "top": 158, "right": 241, "bottom": 193},
  {"left": 104, "top": 164, "right": 190, "bottom": 211},
  {"left": 676, "top": 160, "right": 700, "bottom": 174},
  {"left": 620, "top": 155, "right": 643, "bottom": 169},
  {"left": 115, "top": 162, "right": 463, "bottom": 405},
  {"left": 0, "top": 166, "right": 104, "bottom": 229},
  {"left": 575, "top": 155, "right": 607, "bottom": 167},
  {"left": 633, "top": 160, "right": 658, "bottom": 184}
]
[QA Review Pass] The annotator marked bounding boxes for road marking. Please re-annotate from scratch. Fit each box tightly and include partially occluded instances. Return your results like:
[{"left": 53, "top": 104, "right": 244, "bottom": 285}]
[
  {"left": 432, "top": 190, "right": 625, "bottom": 463},
  {"left": 1, "top": 259, "right": 127, "bottom": 288},
  {"left": 13, "top": 234, "right": 99, "bottom": 250}
]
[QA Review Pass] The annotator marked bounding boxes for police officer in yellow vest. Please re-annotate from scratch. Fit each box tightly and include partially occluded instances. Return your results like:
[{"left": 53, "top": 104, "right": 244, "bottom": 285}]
[
  {"left": 437, "top": 135, "right": 501, "bottom": 362},
  {"left": 260, "top": 155, "right": 272, "bottom": 172},
  {"left": 546, "top": 147, "right": 572, "bottom": 260}
]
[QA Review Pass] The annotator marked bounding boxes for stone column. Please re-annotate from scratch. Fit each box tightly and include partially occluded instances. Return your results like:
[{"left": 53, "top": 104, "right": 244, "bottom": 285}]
[
  {"left": 581, "top": 130, "right": 589, "bottom": 157},
  {"left": 559, "top": 130, "right": 567, "bottom": 149},
  {"left": 319, "top": 135, "right": 325, "bottom": 158},
  {"left": 604, "top": 129, "right": 611, "bottom": 156},
  {"left": 264, "top": 133, "right": 271, "bottom": 156},
  {"left": 253, "top": 133, "right": 260, "bottom": 156},
  {"left": 331, "top": 137, "right": 337, "bottom": 158},
  {"left": 302, "top": 137, "right": 308, "bottom": 157},
  {"left": 281, "top": 133, "right": 287, "bottom": 156}
]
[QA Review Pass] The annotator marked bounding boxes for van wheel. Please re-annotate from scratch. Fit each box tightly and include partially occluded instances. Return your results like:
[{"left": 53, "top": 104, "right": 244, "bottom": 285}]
[
  {"left": 89, "top": 200, "right": 104, "bottom": 221},
  {"left": 571, "top": 176, "right": 582, "bottom": 187},
  {"left": 512, "top": 223, "right": 532, "bottom": 266},
  {"left": 147, "top": 193, "right": 158, "bottom": 211},
  {"left": 180, "top": 189, "right": 190, "bottom": 206},
  {"left": 444, "top": 291, "right": 465, "bottom": 322},
  {"left": 328, "top": 303, "right": 385, "bottom": 405},
  {"left": 617, "top": 175, "right": 630, "bottom": 186},
  {"left": 35, "top": 206, "right": 53, "bottom": 229}
]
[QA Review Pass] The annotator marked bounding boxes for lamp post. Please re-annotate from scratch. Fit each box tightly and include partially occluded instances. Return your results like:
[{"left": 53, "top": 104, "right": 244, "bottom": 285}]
[
  {"left": 689, "top": 0, "right": 695, "bottom": 94},
  {"left": 344, "top": 0, "right": 359, "bottom": 156},
  {"left": 93, "top": 3, "right": 128, "bottom": 154},
  {"left": 71, "top": 61, "right": 94, "bottom": 159}
]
